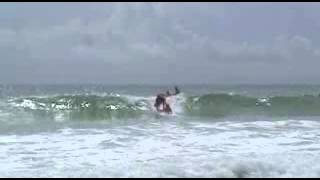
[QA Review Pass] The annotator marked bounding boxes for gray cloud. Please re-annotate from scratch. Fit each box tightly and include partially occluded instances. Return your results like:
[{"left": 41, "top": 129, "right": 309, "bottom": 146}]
[{"left": 0, "top": 2, "right": 320, "bottom": 84}]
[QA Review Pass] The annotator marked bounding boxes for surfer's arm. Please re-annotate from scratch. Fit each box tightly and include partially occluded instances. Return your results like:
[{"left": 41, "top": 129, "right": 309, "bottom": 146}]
[{"left": 174, "top": 86, "right": 180, "bottom": 95}]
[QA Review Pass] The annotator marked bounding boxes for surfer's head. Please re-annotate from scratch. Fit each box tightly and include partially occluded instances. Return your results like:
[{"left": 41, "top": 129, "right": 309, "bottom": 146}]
[{"left": 166, "top": 90, "right": 171, "bottom": 96}]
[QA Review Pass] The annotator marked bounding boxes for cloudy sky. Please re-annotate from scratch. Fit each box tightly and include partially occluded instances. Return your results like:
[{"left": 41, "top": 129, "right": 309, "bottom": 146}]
[{"left": 1, "top": 2, "right": 320, "bottom": 84}]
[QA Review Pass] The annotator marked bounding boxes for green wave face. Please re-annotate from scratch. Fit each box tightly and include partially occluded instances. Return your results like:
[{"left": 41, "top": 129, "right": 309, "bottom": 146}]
[
  {"left": 185, "top": 94, "right": 258, "bottom": 117},
  {"left": 8, "top": 95, "right": 151, "bottom": 121},
  {"left": 185, "top": 93, "right": 320, "bottom": 117}
]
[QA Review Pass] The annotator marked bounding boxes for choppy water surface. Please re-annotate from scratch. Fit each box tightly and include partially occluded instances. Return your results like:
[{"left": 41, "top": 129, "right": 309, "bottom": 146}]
[{"left": 1, "top": 84, "right": 320, "bottom": 177}]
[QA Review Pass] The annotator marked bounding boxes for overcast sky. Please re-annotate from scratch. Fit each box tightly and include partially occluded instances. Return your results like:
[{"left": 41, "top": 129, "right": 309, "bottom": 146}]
[{"left": 1, "top": 2, "right": 320, "bottom": 84}]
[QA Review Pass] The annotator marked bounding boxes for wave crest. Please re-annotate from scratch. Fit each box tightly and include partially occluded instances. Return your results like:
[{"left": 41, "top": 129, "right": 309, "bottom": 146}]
[{"left": 8, "top": 95, "right": 152, "bottom": 120}]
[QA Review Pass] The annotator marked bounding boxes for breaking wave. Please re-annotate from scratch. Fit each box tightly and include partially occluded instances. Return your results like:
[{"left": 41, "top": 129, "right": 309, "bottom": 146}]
[{"left": 3, "top": 92, "right": 320, "bottom": 121}]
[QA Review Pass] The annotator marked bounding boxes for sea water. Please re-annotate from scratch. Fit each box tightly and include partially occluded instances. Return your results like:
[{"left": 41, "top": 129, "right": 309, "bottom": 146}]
[{"left": 1, "top": 84, "right": 320, "bottom": 177}]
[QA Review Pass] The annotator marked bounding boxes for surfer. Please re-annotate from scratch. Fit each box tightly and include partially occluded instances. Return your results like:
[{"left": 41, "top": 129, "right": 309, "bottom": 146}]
[{"left": 154, "top": 86, "right": 180, "bottom": 114}]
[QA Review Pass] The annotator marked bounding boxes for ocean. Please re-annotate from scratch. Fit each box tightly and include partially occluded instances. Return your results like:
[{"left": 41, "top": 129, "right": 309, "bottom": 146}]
[{"left": 1, "top": 84, "right": 320, "bottom": 177}]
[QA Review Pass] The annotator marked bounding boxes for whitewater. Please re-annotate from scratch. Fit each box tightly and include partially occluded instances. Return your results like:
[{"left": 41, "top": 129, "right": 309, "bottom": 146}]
[{"left": 1, "top": 84, "right": 320, "bottom": 177}]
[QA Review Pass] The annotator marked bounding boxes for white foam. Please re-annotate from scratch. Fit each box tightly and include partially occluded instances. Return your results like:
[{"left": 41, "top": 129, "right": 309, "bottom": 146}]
[
  {"left": 1, "top": 119, "right": 320, "bottom": 177},
  {"left": 106, "top": 105, "right": 118, "bottom": 110},
  {"left": 54, "top": 104, "right": 71, "bottom": 110},
  {"left": 12, "top": 99, "right": 37, "bottom": 110}
]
